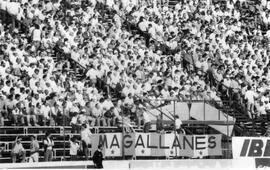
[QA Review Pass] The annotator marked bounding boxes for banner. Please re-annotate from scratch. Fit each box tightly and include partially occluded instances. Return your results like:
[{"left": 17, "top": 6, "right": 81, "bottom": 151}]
[
  {"left": 233, "top": 137, "right": 270, "bottom": 158},
  {"left": 91, "top": 133, "right": 222, "bottom": 158}
]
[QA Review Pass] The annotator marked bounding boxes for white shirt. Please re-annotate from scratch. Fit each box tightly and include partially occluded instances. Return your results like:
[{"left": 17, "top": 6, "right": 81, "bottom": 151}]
[
  {"left": 143, "top": 111, "right": 151, "bottom": 123},
  {"left": 7, "top": 1, "right": 20, "bottom": 16},
  {"left": 44, "top": 137, "right": 54, "bottom": 150},
  {"left": 175, "top": 118, "right": 182, "bottom": 129},
  {"left": 138, "top": 21, "right": 148, "bottom": 32},
  {"left": 32, "top": 29, "right": 41, "bottom": 41},
  {"left": 70, "top": 141, "right": 80, "bottom": 155},
  {"left": 86, "top": 68, "right": 98, "bottom": 80},
  {"left": 41, "top": 105, "right": 51, "bottom": 119},
  {"left": 81, "top": 128, "right": 92, "bottom": 145},
  {"left": 245, "top": 90, "right": 256, "bottom": 103}
]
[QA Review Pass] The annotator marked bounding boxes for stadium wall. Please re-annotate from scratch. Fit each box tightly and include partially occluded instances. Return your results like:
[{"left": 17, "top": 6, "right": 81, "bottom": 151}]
[{"left": 0, "top": 159, "right": 256, "bottom": 169}]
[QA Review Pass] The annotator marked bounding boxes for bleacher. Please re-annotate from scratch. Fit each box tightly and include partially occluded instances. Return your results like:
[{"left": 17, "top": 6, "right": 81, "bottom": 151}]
[
  {"left": 0, "top": 126, "right": 124, "bottom": 163},
  {"left": 0, "top": 0, "right": 268, "bottom": 164}
]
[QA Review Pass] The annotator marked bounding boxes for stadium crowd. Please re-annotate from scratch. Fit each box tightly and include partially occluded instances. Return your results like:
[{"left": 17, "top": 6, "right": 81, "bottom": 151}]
[{"left": 0, "top": 0, "right": 270, "bottom": 133}]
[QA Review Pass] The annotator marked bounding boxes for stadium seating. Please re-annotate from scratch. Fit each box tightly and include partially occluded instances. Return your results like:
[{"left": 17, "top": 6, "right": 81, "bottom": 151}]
[{"left": 0, "top": 0, "right": 269, "bottom": 164}]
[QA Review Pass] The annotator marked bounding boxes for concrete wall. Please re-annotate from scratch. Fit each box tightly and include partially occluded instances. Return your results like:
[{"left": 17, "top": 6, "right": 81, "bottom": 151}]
[{"left": 0, "top": 159, "right": 256, "bottom": 170}]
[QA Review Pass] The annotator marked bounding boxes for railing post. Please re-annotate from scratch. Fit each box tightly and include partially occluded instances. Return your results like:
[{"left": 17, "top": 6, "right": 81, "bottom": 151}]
[
  {"left": 122, "top": 111, "right": 124, "bottom": 160},
  {"left": 173, "top": 100, "right": 177, "bottom": 158},
  {"left": 226, "top": 112, "right": 229, "bottom": 159},
  {"left": 12, "top": 16, "right": 15, "bottom": 31},
  {"left": 218, "top": 109, "right": 220, "bottom": 121},
  {"left": 204, "top": 99, "right": 206, "bottom": 121}
]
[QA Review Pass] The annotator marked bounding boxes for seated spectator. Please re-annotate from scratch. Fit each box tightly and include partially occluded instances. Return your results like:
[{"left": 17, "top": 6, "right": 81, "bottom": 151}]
[
  {"left": 92, "top": 103, "right": 106, "bottom": 126},
  {"left": 11, "top": 136, "right": 26, "bottom": 163},
  {"left": 12, "top": 102, "right": 25, "bottom": 126},
  {"left": 104, "top": 106, "right": 115, "bottom": 126},
  {"left": 84, "top": 101, "right": 96, "bottom": 127}
]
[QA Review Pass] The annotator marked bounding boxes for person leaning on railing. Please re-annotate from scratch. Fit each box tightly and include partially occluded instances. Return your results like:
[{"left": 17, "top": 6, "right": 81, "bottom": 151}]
[
  {"left": 175, "top": 115, "right": 183, "bottom": 134},
  {"left": 29, "top": 135, "right": 39, "bottom": 162},
  {"left": 80, "top": 123, "right": 92, "bottom": 160},
  {"left": 43, "top": 131, "right": 54, "bottom": 162},
  {"left": 69, "top": 136, "right": 80, "bottom": 161}
]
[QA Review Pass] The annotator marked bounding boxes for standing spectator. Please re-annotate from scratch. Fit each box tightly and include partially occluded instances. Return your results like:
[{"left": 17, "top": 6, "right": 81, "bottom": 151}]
[
  {"left": 81, "top": 123, "right": 92, "bottom": 160},
  {"left": 43, "top": 131, "right": 54, "bottom": 162},
  {"left": 29, "top": 135, "right": 39, "bottom": 162},
  {"left": 11, "top": 136, "right": 26, "bottom": 163},
  {"left": 156, "top": 114, "right": 163, "bottom": 133},
  {"left": 93, "top": 144, "right": 104, "bottom": 169},
  {"left": 245, "top": 85, "right": 257, "bottom": 118},
  {"left": 69, "top": 136, "right": 80, "bottom": 161},
  {"left": 70, "top": 112, "right": 80, "bottom": 133},
  {"left": 175, "top": 115, "right": 183, "bottom": 134},
  {"left": 142, "top": 108, "right": 151, "bottom": 133}
]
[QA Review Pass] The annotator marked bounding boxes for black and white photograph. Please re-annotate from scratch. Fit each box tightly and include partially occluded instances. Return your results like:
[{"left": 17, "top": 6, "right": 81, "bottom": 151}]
[{"left": 0, "top": 0, "right": 269, "bottom": 169}]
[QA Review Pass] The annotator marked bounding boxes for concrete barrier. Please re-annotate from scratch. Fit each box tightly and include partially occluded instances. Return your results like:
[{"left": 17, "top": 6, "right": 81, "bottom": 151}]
[
  {"left": 129, "top": 159, "right": 256, "bottom": 169},
  {"left": 103, "top": 160, "right": 130, "bottom": 169},
  {"left": 0, "top": 160, "right": 130, "bottom": 169},
  {"left": 0, "top": 159, "right": 256, "bottom": 169},
  {"left": 0, "top": 161, "right": 93, "bottom": 169}
]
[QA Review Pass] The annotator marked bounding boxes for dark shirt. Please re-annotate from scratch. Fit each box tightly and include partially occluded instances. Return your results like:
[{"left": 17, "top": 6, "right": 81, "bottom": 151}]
[
  {"left": 93, "top": 150, "right": 103, "bottom": 169},
  {"left": 156, "top": 118, "right": 163, "bottom": 132}
]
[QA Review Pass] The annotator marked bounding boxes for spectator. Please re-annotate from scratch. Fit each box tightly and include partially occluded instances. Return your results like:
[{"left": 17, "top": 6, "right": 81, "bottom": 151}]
[
  {"left": 245, "top": 85, "right": 257, "bottom": 118},
  {"left": 29, "top": 135, "right": 39, "bottom": 162},
  {"left": 81, "top": 123, "right": 92, "bottom": 160},
  {"left": 92, "top": 103, "right": 106, "bottom": 126},
  {"left": 103, "top": 106, "right": 114, "bottom": 126},
  {"left": 175, "top": 115, "right": 183, "bottom": 134},
  {"left": 70, "top": 112, "right": 80, "bottom": 133},
  {"left": 12, "top": 102, "right": 25, "bottom": 126},
  {"left": 156, "top": 114, "right": 163, "bottom": 133},
  {"left": 43, "top": 131, "right": 54, "bottom": 162},
  {"left": 69, "top": 136, "right": 80, "bottom": 161},
  {"left": 11, "top": 136, "right": 25, "bottom": 163},
  {"left": 142, "top": 107, "right": 151, "bottom": 133}
]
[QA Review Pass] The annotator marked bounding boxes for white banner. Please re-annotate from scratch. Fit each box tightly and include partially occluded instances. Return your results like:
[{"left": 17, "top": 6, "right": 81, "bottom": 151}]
[{"left": 232, "top": 137, "right": 270, "bottom": 158}]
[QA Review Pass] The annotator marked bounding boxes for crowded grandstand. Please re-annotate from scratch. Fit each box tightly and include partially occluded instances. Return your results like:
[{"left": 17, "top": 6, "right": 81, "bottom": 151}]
[{"left": 0, "top": 0, "right": 270, "bottom": 166}]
